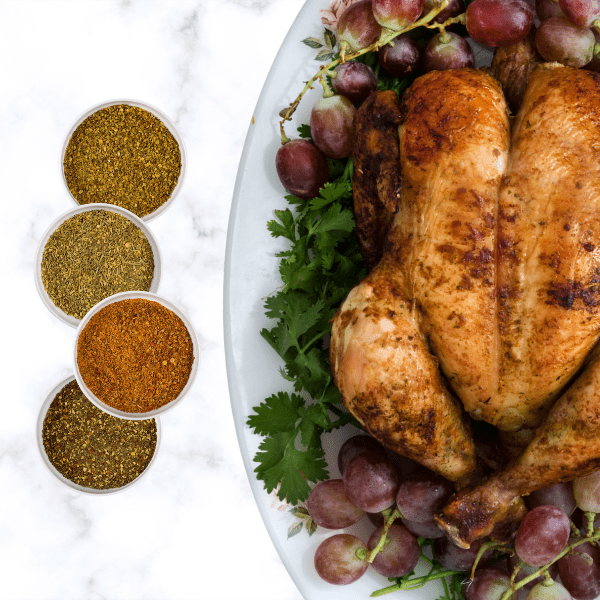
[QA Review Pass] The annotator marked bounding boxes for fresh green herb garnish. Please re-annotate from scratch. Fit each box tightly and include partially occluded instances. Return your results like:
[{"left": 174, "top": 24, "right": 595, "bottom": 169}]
[{"left": 248, "top": 139, "right": 367, "bottom": 505}]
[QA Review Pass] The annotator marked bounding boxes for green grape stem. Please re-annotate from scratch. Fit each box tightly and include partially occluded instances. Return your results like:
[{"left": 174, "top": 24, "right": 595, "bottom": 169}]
[
  {"left": 499, "top": 523, "right": 600, "bottom": 600},
  {"left": 367, "top": 507, "right": 402, "bottom": 563},
  {"left": 278, "top": 0, "right": 453, "bottom": 145}
]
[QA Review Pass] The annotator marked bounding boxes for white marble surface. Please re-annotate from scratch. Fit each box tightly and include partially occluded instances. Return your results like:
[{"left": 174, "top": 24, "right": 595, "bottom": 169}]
[{"left": 0, "top": 1, "right": 306, "bottom": 598}]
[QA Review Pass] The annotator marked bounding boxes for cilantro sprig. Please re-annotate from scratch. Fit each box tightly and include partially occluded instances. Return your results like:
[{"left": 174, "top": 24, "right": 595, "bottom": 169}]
[{"left": 247, "top": 137, "right": 367, "bottom": 505}]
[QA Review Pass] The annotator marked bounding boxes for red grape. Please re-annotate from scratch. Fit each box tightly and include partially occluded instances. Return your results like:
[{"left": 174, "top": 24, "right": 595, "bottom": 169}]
[
  {"left": 466, "top": 0, "right": 533, "bottom": 47},
  {"left": 372, "top": 0, "right": 425, "bottom": 30},
  {"left": 343, "top": 451, "right": 399, "bottom": 513},
  {"left": 395, "top": 468, "right": 453, "bottom": 523},
  {"left": 338, "top": 0, "right": 383, "bottom": 52},
  {"left": 306, "top": 479, "right": 365, "bottom": 529},
  {"left": 422, "top": 31, "right": 474, "bottom": 72},
  {"left": 557, "top": 541, "right": 600, "bottom": 600},
  {"left": 573, "top": 469, "right": 600, "bottom": 512},
  {"left": 463, "top": 567, "right": 512, "bottom": 600},
  {"left": 403, "top": 517, "right": 446, "bottom": 539},
  {"left": 423, "top": 0, "right": 466, "bottom": 25},
  {"left": 433, "top": 536, "right": 493, "bottom": 572},
  {"left": 310, "top": 95, "right": 356, "bottom": 160},
  {"left": 314, "top": 534, "right": 369, "bottom": 585},
  {"left": 275, "top": 139, "right": 329, "bottom": 200},
  {"left": 526, "top": 581, "right": 573, "bottom": 600},
  {"left": 535, "top": 16, "right": 595, "bottom": 67},
  {"left": 536, "top": 0, "right": 565, "bottom": 20},
  {"left": 508, "top": 552, "right": 559, "bottom": 590},
  {"left": 515, "top": 505, "right": 570, "bottom": 567},
  {"left": 558, "top": 0, "right": 600, "bottom": 27},
  {"left": 367, "top": 523, "right": 419, "bottom": 578},
  {"left": 331, "top": 62, "right": 378, "bottom": 104},
  {"left": 378, "top": 33, "right": 422, "bottom": 76},
  {"left": 525, "top": 482, "right": 577, "bottom": 516},
  {"left": 337, "top": 434, "right": 387, "bottom": 475}
]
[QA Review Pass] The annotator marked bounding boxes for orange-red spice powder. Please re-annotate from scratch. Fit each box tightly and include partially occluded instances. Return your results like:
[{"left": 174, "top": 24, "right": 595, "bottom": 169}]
[{"left": 77, "top": 298, "right": 194, "bottom": 413}]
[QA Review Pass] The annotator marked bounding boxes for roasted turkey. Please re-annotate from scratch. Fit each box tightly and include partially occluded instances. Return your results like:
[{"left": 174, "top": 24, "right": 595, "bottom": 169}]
[{"left": 329, "top": 63, "right": 600, "bottom": 542}]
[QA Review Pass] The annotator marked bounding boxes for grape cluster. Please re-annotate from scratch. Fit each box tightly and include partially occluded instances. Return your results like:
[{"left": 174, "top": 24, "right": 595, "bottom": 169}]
[{"left": 306, "top": 433, "right": 600, "bottom": 598}]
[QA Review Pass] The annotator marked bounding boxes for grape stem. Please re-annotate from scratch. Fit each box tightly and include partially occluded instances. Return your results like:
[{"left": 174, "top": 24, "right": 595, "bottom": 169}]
[
  {"left": 366, "top": 507, "right": 402, "bottom": 563},
  {"left": 278, "top": 0, "right": 452, "bottom": 145},
  {"left": 499, "top": 523, "right": 600, "bottom": 600},
  {"left": 370, "top": 568, "right": 463, "bottom": 596}
]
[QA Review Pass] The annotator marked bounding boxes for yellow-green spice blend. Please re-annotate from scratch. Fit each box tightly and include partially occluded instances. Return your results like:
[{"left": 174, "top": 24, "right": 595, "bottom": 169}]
[
  {"left": 41, "top": 209, "right": 154, "bottom": 319},
  {"left": 63, "top": 104, "right": 181, "bottom": 217},
  {"left": 42, "top": 380, "right": 157, "bottom": 490}
]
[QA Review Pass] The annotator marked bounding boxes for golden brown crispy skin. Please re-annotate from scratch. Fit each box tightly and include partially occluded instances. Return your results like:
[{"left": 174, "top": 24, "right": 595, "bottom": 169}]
[
  {"left": 330, "top": 69, "right": 509, "bottom": 484},
  {"left": 329, "top": 262, "right": 477, "bottom": 485},
  {"left": 492, "top": 64, "right": 600, "bottom": 431},
  {"left": 352, "top": 90, "right": 403, "bottom": 270},
  {"left": 390, "top": 69, "right": 509, "bottom": 423},
  {"left": 437, "top": 343, "right": 600, "bottom": 548}
]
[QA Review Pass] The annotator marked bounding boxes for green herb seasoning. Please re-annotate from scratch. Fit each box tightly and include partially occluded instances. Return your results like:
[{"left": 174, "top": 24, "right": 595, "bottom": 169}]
[
  {"left": 63, "top": 104, "right": 181, "bottom": 218},
  {"left": 40, "top": 209, "right": 155, "bottom": 319},
  {"left": 42, "top": 380, "right": 157, "bottom": 490}
]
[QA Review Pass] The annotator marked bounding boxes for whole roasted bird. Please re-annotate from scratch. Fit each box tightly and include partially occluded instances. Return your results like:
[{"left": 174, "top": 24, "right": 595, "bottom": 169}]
[{"left": 329, "top": 63, "right": 600, "bottom": 542}]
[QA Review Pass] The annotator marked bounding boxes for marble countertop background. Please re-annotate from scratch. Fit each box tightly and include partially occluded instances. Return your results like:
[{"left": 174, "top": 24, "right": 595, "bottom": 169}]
[{"left": 0, "top": 1, "right": 306, "bottom": 598}]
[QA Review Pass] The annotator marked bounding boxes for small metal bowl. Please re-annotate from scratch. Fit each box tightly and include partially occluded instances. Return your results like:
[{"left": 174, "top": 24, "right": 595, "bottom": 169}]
[
  {"left": 37, "top": 375, "right": 161, "bottom": 495},
  {"left": 60, "top": 98, "right": 187, "bottom": 222},
  {"left": 34, "top": 203, "right": 161, "bottom": 328},
  {"left": 73, "top": 291, "right": 199, "bottom": 420}
]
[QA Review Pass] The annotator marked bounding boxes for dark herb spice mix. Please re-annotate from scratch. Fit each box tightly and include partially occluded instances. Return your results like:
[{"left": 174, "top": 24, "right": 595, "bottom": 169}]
[
  {"left": 64, "top": 104, "right": 181, "bottom": 218},
  {"left": 41, "top": 210, "right": 154, "bottom": 319},
  {"left": 77, "top": 298, "right": 194, "bottom": 413},
  {"left": 42, "top": 379, "right": 157, "bottom": 489}
]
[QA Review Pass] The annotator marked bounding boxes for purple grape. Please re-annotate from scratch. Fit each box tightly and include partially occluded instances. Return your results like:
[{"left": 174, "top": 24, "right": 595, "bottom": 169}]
[
  {"left": 515, "top": 506, "right": 570, "bottom": 567},
  {"left": 536, "top": 0, "right": 565, "bottom": 20},
  {"left": 535, "top": 16, "right": 595, "bottom": 67},
  {"left": 367, "top": 523, "right": 420, "bottom": 578},
  {"left": 343, "top": 451, "right": 399, "bottom": 513},
  {"left": 372, "top": 0, "right": 425, "bottom": 30},
  {"left": 366, "top": 511, "right": 385, "bottom": 527},
  {"left": 508, "top": 552, "right": 559, "bottom": 590},
  {"left": 526, "top": 582, "right": 573, "bottom": 600},
  {"left": 433, "top": 536, "right": 493, "bottom": 572},
  {"left": 338, "top": 0, "right": 382, "bottom": 52},
  {"left": 337, "top": 434, "right": 387, "bottom": 475},
  {"left": 310, "top": 95, "right": 356, "bottom": 160},
  {"left": 557, "top": 541, "right": 600, "bottom": 600},
  {"left": 403, "top": 518, "right": 446, "bottom": 539},
  {"left": 378, "top": 33, "right": 422, "bottom": 77},
  {"left": 463, "top": 567, "right": 512, "bottom": 600},
  {"left": 306, "top": 479, "right": 365, "bottom": 529},
  {"left": 558, "top": 0, "right": 600, "bottom": 27},
  {"left": 331, "top": 62, "right": 378, "bottom": 105},
  {"left": 573, "top": 469, "right": 600, "bottom": 512},
  {"left": 395, "top": 468, "right": 454, "bottom": 523},
  {"left": 275, "top": 139, "right": 329, "bottom": 200},
  {"left": 423, "top": 0, "right": 466, "bottom": 25},
  {"left": 314, "top": 534, "right": 369, "bottom": 585},
  {"left": 525, "top": 482, "right": 577, "bottom": 516},
  {"left": 466, "top": 0, "right": 533, "bottom": 47},
  {"left": 422, "top": 32, "right": 474, "bottom": 72}
]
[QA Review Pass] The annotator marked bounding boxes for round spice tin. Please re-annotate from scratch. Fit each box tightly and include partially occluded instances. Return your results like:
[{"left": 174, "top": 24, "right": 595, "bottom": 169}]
[
  {"left": 73, "top": 291, "right": 199, "bottom": 420},
  {"left": 37, "top": 375, "right": 162, "bottom": 495},
  {"left": 34, "top": 204, "right": 162, "bottom": 328},
  {"left": 60, "top": 98, "right": 187, "bottom": 222}
]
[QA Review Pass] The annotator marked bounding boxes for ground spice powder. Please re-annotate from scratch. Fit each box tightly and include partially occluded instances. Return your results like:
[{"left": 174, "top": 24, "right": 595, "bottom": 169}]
[
  {"left": 77, "top": 298, "right": 194, "bottom": 413},
  {"left": 42, "top": 379, "right": 157, "bottom": 489},
  {"left": 63, "top": 104, "right": 181, "bottom": 218},
  {"left": 41, "top": 209, "right": 154, "bottom": 319}
]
